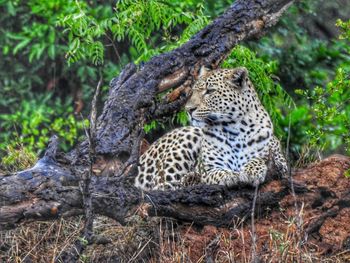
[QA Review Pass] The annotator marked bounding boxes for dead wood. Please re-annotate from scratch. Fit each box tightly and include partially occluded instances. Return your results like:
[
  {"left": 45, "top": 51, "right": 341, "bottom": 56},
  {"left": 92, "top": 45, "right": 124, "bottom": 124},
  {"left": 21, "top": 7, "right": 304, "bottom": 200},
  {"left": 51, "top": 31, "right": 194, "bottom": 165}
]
[{"left": 1, "top": 0, "right": 297, "bottom": 229}]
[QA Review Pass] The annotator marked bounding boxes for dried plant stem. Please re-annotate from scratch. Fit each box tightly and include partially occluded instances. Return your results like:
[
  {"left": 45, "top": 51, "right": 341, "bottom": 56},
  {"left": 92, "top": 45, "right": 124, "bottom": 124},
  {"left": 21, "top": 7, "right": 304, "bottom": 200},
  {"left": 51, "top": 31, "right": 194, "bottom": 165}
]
[
  {"left": 286, "top": 111, "right": 303, "bottom": 262},
  {"left": 250, "top": 183, "right": 259, "bottom": 263},
  {"left": 57, "top": 74, "right": 102, "bottom": 262},
  {"left": 82, "top": 70, "right": 102, "bottom": 240}
]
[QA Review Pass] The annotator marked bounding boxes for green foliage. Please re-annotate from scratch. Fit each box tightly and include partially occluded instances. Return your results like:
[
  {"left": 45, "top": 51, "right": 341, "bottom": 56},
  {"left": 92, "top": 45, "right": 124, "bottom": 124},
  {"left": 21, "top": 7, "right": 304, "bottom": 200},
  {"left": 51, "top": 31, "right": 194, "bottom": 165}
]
[
  {"left": 0, "top": 0, "right": 98, "bottom": 162},
  {"left": 292, "top": 67, "right": 350, "bottom": 154},
  {"left": 2, "top": 0, "right": 69, "bottom": 62},
  {"left": 277, "top": 18, "right": 350, "bottom": 156},
  {"left": 345, "top": 169, "right": 350, "bottom": 178},
  {"left": 0, "top": 95, "right": 88, "bottom": 156},
  {"left": 244, "top": 2, "right": 350, "bottom": 158},
  {"left": 292, "top": 19, "right": 350, "bottom": 154},
  {"left": 144, "top": 110, "right": 190, "bottom": 134},
  {"left": 57, "top": 0, "right": 209, "bottom": 65},
  {"left": 56, "top": 1, "right": 110, "bottom": 65},
  {"left": 252, "top": 2, "right": 349, "bottom": 91},
  {"left": 144, "top": 120, "right": 159, "bottom": 134},
  {"left": 337, "top": 19, "right": 350, "bottom": 40},
  {"left": 176, "top": 110, "right": 190, "bottom": 127}
]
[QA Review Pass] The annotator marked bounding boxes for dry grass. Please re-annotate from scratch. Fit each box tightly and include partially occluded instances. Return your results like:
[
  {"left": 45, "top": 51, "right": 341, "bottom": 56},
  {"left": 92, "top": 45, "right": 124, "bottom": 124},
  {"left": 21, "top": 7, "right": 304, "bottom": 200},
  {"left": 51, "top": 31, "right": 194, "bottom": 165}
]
[
  {"left": 0, "top": 143, "right": 37, "bottom": 173},
  {"left": 0, "top": 216, "right": 157, "bottom": 262},
  {"left": 0, "top": 217, "right": 83, "bottom": 262},
  {"left": 294, "top": 144, "right": 323, "bottom": 169},
  {"left": 1, "top": 214, "right": 349, "bottom": 262}
]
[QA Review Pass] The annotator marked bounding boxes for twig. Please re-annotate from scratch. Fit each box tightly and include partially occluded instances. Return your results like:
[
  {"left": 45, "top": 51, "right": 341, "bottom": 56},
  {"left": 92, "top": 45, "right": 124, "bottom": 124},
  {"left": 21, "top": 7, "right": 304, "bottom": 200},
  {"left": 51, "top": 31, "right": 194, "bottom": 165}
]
[
  {"left": 82, "top": 70, "right": 102, "bottom": 240},
  {"left": 250, "top": 183, "right": 259, "bottom": 263},
  {"left": 205, "top": 234, "right": 222, "bottom": 262},
  {"left": 57, "top": 73, "right": 102, "bottom": 262},
  {"left": 286, "top": 110, "right": 303, "bottom": 263},
  {"left": 106, "top": 33, "right": 121, "bottom": 62},
  {"left": 127, "top": 238, "right": 152, "bottom": 263}
]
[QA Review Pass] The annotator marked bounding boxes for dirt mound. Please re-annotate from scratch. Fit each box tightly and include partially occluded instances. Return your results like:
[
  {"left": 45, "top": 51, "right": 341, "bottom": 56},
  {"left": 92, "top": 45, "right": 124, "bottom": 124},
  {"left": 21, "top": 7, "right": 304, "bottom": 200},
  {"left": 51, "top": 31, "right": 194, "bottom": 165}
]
[{"left": 172, "top": 155, "right": 350, "bottom": 262}]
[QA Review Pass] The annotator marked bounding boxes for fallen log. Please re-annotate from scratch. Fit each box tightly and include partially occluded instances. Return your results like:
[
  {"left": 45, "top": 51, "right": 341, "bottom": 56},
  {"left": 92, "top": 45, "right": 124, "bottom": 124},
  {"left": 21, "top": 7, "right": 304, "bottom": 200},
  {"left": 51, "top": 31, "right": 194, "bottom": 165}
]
[{"left": 0, "top": 152, "right": 292, "bottom": 229}]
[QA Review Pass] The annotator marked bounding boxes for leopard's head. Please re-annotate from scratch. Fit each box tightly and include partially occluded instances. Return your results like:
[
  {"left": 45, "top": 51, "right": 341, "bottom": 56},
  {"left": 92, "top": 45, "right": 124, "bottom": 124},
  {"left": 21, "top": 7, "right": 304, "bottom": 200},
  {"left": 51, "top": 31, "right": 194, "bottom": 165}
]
[{"left": 185, "top": 67, "right": 261, "bottom": 127}]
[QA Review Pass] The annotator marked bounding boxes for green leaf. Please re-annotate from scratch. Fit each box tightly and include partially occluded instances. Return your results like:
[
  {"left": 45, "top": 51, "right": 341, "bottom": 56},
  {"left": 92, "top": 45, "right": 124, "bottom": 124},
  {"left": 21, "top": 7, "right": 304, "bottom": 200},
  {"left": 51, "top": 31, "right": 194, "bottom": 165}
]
[
  {"left": 48, "top": 45, "right": 55, "bottom": 59},
  {"left": 13, "top": 38, "right": 31, "bottom": 54},
  {"left": 2, "top": 45, "right": 9, "bottom": 55},
  {"left": 345, "top": 169, "right": 350, "bottom": 178}
]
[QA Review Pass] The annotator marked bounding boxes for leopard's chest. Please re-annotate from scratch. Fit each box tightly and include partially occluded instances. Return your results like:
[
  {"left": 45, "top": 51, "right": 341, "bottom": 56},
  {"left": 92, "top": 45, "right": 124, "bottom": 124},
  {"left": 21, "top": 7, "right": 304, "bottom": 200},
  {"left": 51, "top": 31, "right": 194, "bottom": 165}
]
[{"left": 200, "top": 126, "right": 271, "bottom": 171}]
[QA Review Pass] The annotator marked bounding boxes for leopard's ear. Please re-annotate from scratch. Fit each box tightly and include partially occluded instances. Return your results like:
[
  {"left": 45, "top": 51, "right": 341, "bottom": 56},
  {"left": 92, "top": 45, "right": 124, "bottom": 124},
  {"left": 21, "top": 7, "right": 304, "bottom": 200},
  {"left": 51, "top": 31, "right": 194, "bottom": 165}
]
[
  {"left": 198, "top": 65, "right": 211, "bottom": 78},
  {"left": 231, "top": 67, "right": 248, "bottom": 88}
]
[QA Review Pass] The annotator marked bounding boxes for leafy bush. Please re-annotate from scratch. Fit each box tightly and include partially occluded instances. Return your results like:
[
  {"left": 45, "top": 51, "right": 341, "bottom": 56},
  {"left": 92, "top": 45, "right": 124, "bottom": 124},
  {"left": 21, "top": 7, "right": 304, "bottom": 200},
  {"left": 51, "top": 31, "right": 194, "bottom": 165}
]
[
  {"left": 297, "top": 67, "right": 350, "bottom": 153},
  {"left": 251, "top": 2, "right": 349, "bottom": 92},
  {"left": 294, "top": 19, "right": 350, "bottom": 155},
  {"left": 0, "top": 0, "right": 98, "bottom": 165},
  {"left": 0, "top": 95, "right": 88, "bottom": 159},
  {"left": 247, "top": 2, "right": 350, "bottom": 158}
]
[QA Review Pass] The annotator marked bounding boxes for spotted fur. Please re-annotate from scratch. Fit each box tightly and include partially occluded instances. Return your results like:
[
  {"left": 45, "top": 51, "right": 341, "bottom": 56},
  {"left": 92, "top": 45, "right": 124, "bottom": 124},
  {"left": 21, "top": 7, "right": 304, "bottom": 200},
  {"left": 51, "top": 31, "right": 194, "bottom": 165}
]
[{"left": 134, "top": 67, "right": 288, "bottom": 190}]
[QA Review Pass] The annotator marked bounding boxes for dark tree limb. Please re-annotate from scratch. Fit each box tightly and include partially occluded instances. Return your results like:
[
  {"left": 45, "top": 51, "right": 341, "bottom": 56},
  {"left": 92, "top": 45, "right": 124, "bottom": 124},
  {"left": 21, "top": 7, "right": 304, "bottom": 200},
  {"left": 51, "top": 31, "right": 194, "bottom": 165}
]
[
  {"left": 0, "top": 0, "right": 294, "bottom": 230},
  {"left": 0, "top": 160, "right": 303, "bottom": 230}
]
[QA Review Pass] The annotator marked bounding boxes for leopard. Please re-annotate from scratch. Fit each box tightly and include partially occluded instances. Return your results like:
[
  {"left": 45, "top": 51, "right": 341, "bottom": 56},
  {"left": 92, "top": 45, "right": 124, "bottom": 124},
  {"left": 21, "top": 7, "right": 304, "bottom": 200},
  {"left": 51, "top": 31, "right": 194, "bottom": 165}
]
[{"left": 134, "top": 67, "right": 288, "bottom": 190}]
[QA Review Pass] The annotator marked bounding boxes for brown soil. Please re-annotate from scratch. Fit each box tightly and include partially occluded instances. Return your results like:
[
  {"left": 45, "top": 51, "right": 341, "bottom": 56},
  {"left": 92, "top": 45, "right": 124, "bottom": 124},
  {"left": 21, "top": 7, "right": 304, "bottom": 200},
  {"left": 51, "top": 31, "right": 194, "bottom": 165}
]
[{"left": 170, "top": 155, "right": 350, "bottom": 262}]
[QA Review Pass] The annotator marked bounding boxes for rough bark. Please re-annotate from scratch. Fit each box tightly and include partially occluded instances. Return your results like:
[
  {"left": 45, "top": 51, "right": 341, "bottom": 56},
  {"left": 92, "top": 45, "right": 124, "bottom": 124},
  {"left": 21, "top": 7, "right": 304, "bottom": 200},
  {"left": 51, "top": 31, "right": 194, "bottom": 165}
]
[{"left": 1, "top": 0, "right": 296, "bottom": 229}]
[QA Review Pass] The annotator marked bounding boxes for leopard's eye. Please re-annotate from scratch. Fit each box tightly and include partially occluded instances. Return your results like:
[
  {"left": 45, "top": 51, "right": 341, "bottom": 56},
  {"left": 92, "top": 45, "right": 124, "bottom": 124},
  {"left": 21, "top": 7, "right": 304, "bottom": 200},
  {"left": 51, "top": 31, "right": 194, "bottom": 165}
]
[{"left": 205, "top": 89, "right": 216, "bottom": 95}]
